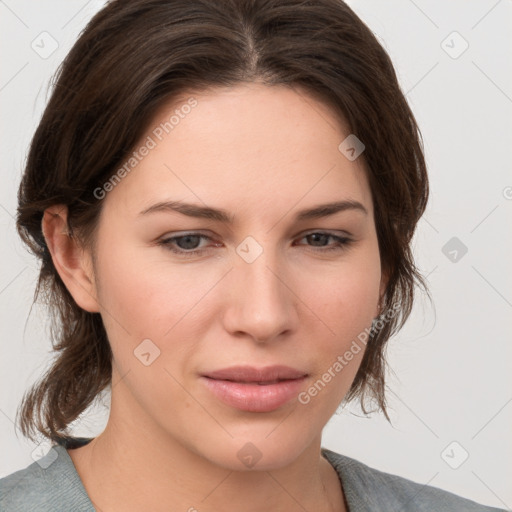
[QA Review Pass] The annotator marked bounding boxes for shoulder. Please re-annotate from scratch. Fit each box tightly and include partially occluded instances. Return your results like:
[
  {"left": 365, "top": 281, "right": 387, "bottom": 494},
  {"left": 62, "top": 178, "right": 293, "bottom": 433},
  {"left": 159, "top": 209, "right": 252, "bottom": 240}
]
[
  {"left": 0, "top": 445, "right": 94, "bottom": 512},
  {"left": 322, "top": 448, "right": 506, "bottom": 512}
]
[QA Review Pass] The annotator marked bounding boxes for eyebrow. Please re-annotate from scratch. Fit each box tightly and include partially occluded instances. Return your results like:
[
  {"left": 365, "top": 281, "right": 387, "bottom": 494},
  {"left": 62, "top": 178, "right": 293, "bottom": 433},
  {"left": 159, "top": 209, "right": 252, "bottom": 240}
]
[{"left": 139, "top": 199, "right": 368, "bottom": 223}]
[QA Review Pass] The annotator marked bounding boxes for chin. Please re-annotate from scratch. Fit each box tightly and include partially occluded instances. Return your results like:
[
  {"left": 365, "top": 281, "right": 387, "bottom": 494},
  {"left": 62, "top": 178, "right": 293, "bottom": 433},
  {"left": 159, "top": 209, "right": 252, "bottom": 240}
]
[{"left": 192, "top": 428, "right": 315, "bottom": 472}]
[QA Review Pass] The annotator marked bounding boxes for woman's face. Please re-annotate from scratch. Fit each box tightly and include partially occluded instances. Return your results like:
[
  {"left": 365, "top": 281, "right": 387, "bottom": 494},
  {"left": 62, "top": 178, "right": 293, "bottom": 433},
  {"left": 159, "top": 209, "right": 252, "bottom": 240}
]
[{"left": 89, "top": 83, "right": 385, "bottom": 470}]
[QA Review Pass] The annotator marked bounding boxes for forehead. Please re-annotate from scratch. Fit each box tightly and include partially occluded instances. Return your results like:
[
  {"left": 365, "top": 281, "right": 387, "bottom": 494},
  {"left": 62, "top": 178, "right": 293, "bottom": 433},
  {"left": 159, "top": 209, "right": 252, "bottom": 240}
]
[{"left": 103, "top": 83, "right": 373, "bottom": 221}]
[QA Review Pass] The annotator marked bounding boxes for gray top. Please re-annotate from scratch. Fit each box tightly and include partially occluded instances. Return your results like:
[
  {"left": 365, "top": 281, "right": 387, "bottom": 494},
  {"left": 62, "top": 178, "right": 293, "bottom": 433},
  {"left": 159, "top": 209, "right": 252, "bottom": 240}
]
[{"left": 0, "top": 438, "right": 506, "bottom": 511}]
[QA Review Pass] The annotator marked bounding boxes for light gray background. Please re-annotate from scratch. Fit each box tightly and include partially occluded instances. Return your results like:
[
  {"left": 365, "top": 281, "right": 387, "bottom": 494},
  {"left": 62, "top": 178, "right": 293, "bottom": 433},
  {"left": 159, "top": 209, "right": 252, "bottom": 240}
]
[{"left": 1, "top": 0, "right": 511, "bottom": 509}]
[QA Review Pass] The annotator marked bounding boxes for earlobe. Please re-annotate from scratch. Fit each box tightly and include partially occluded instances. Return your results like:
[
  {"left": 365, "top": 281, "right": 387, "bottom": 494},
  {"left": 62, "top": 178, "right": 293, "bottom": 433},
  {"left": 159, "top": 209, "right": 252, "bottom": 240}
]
[{"left": 41, "top": 205, "right": 100, "bottom": 313}]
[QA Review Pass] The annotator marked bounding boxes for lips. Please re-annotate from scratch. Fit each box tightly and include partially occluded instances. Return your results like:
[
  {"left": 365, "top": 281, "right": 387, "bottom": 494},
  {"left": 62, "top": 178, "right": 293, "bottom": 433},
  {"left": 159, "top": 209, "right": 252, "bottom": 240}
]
[
  {"left": 202, "top": 365, "right": 307, "bottom": 383},
  {"left": 200, "top": 365, "right": 308, "bottom": 412}
]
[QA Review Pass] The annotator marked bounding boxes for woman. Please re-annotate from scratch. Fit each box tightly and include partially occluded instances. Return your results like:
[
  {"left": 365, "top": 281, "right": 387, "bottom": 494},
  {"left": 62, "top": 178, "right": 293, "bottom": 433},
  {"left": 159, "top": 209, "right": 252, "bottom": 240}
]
[{"left": 0, "top": 0, "right": 505, "bottom": 510}]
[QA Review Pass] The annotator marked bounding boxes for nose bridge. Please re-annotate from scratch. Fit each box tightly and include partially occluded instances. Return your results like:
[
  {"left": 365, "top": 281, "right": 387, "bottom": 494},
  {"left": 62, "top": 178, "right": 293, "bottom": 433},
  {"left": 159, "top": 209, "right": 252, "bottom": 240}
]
[{"left": 224, "top": 237, "right": 297, "bottom": 342}]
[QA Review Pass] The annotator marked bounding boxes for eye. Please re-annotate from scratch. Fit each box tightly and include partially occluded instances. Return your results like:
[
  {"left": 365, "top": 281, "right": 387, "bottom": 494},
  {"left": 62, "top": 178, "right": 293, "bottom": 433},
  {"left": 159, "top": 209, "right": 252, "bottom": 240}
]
[
  {"left": 157, "top": 231, "right": 353, "bottom": 258},
  {"left": 294, "top": 232, "right": 353, "bottom": 252},
  {"left": 157, "top": 233, "right": 215, "bottom": 257}
]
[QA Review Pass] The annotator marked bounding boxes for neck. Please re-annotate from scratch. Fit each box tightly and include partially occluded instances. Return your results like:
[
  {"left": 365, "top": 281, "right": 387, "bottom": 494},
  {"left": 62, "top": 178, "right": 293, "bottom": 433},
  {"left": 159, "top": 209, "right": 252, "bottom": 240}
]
[{"left": 67, "top": 382, "right": 346, "bottom": 511}]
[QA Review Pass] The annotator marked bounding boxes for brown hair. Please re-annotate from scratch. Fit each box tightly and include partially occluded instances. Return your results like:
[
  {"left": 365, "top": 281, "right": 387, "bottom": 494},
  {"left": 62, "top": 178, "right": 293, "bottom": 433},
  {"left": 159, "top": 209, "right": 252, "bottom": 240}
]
[{"left": 16, "top": 0, "right": 429, "bottom": 444}]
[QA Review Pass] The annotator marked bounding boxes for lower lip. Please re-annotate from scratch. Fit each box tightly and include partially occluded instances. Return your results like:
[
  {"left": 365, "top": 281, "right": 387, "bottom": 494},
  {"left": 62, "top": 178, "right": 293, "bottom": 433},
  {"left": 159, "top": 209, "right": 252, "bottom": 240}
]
[{"left": 201, "top": 376, "right": 307, "bottom": 412}]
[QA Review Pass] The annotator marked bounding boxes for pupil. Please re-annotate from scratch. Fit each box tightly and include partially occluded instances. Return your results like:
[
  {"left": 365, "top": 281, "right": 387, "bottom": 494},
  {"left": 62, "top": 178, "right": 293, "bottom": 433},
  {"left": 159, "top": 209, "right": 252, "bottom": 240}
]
[
  {"left": 309, "top": 233, "right": 328, "bottom": 246},
  {"left": 178, "top": 235, "right": 200, "bottom": 250}
]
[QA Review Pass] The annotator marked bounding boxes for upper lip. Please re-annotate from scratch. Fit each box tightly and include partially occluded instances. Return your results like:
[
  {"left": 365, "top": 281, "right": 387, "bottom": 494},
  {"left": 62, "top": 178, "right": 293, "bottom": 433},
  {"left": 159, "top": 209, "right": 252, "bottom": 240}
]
[{"left": 201, "top": 365, "right": 308, "bottom": 383}]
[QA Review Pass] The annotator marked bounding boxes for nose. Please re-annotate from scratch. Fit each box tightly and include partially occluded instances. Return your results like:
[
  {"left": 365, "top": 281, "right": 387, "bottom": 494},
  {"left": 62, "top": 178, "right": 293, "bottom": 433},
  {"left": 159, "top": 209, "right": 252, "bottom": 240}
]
[{"left": 221, "top": 248, "right": 299, "bottom": 344}]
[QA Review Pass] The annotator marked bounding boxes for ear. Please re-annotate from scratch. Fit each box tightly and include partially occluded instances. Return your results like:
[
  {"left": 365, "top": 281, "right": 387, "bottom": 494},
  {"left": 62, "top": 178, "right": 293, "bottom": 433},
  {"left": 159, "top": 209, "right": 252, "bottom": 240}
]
[{"left": 41, "top": 205, "right": 100, "bottom": 313}]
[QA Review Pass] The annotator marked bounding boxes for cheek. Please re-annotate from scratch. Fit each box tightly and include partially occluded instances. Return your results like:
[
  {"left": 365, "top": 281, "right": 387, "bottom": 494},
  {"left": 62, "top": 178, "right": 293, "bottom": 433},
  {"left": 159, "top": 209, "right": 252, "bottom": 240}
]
[
  {"left": 298, "top": 245, "right": 381, "bottom": 398},
  {"left": 296, "top": 269, "right": 379, "bottom": 414},
  {"left": 93, "top": 238, "right": 216, "bottom": 339},
  {"left": 305, "top": 251, "right": 381, "bottom": 340}
]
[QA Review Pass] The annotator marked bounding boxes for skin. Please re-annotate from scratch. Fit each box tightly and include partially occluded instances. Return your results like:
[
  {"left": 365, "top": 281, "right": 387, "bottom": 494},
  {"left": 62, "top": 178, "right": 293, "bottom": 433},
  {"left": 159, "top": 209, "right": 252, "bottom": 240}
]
[{"left": 43, "top": 82, "right": 387, "bottom": 512}]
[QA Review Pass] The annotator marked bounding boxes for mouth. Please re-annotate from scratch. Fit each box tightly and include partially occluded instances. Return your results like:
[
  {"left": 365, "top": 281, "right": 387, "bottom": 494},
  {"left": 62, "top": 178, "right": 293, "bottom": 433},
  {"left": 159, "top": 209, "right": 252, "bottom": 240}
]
[
  {"left": 200, "top": 365, "right": 308, "bottom": 412},
  {"left": 202, "top": 365, "right": 308, "bottom": 382}
]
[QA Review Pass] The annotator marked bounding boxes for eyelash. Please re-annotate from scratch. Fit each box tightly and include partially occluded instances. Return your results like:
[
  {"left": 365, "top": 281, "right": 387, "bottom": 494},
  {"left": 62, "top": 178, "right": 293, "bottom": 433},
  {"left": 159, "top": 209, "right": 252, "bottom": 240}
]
[{"left": 157, "top": 231, "right": 353, "bottom": 258}]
